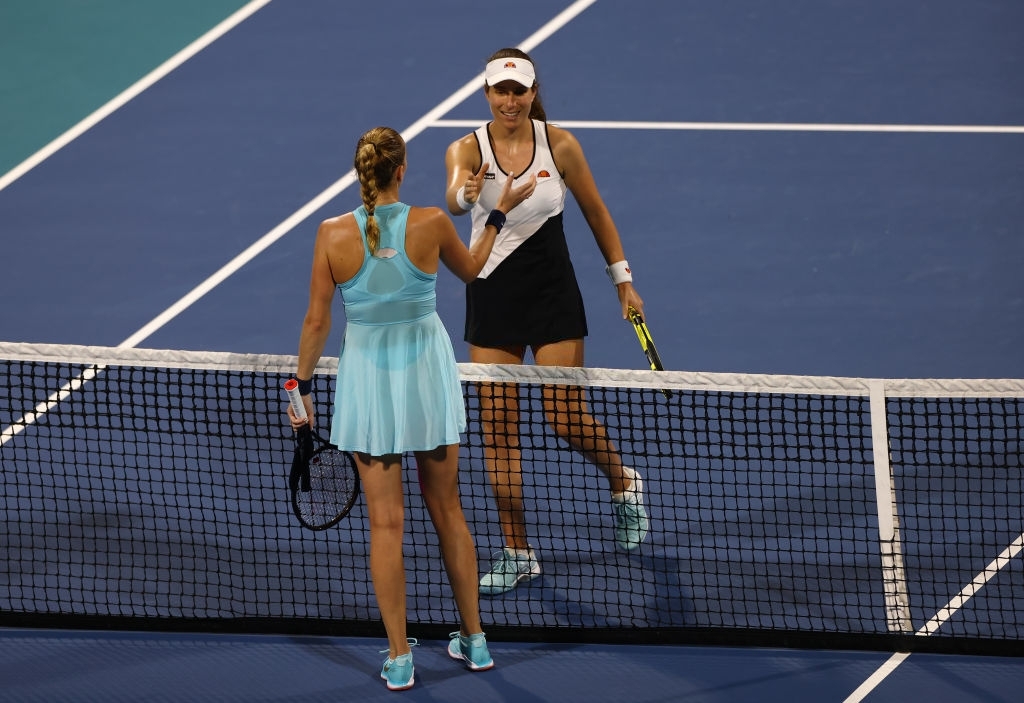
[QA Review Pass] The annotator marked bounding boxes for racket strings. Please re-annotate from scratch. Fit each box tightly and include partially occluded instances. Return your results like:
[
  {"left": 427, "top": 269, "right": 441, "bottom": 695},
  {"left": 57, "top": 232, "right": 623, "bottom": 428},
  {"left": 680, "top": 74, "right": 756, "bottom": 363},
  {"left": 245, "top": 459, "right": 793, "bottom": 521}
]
[{"left": 294, "top": 449, "right": 358, "bottom": 529}]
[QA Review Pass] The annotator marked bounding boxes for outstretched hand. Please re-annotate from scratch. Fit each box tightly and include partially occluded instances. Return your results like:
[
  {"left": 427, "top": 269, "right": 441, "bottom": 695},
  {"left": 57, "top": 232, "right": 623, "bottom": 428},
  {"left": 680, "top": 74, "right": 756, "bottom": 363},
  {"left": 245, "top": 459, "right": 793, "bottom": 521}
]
[
  {"left": 494, "top": 170, "right": 538, "bottom": 215},
  {"left": 461, "top": 161, "right": 490, "bottom": 207}
]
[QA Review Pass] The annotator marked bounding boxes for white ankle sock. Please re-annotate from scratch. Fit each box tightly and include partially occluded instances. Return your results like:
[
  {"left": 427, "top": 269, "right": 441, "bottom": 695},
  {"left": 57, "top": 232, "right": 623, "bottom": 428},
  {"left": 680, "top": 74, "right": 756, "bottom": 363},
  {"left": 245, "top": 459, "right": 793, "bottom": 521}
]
[{"left": 611, "top": 466, "right": 640, "bottom": 501}]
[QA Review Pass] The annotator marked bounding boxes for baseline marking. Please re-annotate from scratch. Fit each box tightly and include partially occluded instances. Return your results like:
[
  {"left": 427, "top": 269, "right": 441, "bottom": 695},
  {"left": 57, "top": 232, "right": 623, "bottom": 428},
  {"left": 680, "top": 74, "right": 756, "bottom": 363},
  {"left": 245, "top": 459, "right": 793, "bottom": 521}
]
[
  {"left": 433, "top": 119, "right": 1024, "bottom": 134},
  {"left": 119, "top": 0, "right": 597, "bottom": 348}
]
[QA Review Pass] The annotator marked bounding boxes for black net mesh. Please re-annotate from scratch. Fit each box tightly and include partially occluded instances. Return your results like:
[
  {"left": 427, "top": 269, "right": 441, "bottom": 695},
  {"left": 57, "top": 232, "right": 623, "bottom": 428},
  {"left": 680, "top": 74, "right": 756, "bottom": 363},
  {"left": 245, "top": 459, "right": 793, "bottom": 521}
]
[{"left": 1, "top": 343, "right": 1021, "bottom": 654}]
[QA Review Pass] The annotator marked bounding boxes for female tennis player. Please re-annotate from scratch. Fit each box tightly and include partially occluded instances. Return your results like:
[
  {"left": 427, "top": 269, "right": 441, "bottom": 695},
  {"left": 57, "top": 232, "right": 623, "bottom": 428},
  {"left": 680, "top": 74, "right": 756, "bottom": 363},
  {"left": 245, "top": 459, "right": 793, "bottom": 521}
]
[
  {"left": 289, "top": 126, "right": 535, "bottom": 690},
  {"left": 444, "top": 48, "right": 650, "bottom": 596}
]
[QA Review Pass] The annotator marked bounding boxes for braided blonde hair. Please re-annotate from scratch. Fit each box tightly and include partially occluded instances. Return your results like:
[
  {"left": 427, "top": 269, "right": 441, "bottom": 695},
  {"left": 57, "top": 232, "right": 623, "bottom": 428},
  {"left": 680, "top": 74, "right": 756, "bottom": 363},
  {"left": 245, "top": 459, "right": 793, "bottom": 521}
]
[{"left": 353, "top": 127, "right": 406, "bottom": 254}]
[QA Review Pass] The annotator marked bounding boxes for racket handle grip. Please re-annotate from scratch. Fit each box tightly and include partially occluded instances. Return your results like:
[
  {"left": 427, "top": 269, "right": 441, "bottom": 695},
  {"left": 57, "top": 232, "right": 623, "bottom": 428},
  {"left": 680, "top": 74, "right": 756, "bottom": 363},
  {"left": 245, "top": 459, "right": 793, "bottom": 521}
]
[{"left": 284, "top": 379, "right": 308, "bottom": 420}]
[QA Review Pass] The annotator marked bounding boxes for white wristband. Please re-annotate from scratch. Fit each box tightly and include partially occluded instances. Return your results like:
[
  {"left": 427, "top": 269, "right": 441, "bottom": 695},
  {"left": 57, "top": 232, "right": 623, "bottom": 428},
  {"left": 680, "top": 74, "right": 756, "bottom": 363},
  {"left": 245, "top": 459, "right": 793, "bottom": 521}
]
[
  {"left": 455, "top": 186, "right": 472, "bottom": 211},
  {"left": 605, "top": 260, "right": 632, "bottom": 285}
]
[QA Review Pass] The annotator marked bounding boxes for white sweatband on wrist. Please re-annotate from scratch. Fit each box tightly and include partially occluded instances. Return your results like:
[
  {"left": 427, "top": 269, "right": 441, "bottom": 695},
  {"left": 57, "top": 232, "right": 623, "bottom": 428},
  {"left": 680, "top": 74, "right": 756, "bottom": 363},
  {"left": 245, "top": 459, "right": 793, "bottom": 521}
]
[
  {"left": 455, "top": 186, "right": 471, "bottom": 211},
  {"left": 605, "top": 260, "right": 632, "bottom": 285}
]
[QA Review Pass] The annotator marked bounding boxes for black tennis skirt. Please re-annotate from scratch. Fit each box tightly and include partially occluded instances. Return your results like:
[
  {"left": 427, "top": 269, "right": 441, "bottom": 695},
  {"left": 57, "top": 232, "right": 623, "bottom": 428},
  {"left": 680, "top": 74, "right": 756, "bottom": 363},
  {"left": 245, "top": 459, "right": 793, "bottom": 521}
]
[{"left": 465, "top": 214, "right": 588, "bottom": 348}]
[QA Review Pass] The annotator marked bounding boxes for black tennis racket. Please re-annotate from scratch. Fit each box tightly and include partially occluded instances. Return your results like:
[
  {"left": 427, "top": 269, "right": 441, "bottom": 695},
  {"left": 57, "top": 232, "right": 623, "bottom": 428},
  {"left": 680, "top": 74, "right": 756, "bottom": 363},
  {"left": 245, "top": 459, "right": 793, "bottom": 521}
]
[
  {"left": 284, "top": 379, "right": 360, "bottom": 531},
  {"left": 628, "top": 308, "right": 672, "bottom": 399}
]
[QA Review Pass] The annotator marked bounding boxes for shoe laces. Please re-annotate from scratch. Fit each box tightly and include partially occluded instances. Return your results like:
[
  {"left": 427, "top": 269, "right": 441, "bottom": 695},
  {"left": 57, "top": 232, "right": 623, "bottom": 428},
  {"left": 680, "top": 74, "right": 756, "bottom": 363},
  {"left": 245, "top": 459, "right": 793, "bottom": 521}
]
[
  {"left": 614, "top": 500, "right": 642, "bottom": 524},
  {"left": 485, "top": 549, "right": 513, "bottom": 573},
  {"left": 499, "top": 547, "right": 535, "bottom": 569},
  {"left": 380, "top": 638, "right": 419, "bottom": 658}
]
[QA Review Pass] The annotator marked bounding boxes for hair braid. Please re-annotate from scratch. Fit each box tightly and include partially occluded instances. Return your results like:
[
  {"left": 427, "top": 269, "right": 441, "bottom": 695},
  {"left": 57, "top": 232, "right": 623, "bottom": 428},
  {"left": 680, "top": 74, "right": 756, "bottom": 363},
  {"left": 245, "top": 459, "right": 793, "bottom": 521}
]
[{"left": 353, "top": 127, "right": 406, "bottom": 254}]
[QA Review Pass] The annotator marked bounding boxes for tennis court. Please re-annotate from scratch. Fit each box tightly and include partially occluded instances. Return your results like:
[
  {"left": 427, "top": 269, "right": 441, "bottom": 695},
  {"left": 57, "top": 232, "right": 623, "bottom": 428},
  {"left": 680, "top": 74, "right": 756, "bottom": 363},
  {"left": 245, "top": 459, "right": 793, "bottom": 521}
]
[{"left": 1, "top": 2, "right": 1022, "bottom": 701}]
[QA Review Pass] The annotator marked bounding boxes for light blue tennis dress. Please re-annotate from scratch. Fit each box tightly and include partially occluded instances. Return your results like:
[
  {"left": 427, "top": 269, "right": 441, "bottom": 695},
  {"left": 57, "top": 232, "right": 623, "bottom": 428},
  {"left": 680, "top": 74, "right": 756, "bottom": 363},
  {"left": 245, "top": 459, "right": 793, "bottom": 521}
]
[{"left": 329, "top": 202, "right": 466, "bottom": 456}]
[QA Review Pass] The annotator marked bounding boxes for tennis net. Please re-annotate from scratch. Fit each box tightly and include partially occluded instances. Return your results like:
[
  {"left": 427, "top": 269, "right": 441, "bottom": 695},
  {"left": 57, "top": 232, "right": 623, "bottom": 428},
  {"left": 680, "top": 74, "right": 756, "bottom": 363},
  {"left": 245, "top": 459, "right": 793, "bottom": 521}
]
[{"left": 1, "top": 342, "right": 1021, "bottom": 655}]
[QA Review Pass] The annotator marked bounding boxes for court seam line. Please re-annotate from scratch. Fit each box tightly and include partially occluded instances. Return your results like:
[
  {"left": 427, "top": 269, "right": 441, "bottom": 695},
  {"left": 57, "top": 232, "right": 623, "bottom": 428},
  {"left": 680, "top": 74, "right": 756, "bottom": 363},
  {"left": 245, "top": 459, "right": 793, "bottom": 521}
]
[
  {"left": 433, "top": 119, "right": 1024, "bottom": 134},
  {"left": 0, "top": 0, "right": 274, "bottom": 195}
]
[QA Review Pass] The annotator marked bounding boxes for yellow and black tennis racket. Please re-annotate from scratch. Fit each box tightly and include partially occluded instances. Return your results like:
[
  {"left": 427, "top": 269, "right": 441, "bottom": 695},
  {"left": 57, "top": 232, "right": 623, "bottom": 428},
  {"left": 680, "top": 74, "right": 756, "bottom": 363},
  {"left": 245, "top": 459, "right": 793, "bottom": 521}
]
[{"left": 628, "top": 308, "right": 672, "bottom": 399}]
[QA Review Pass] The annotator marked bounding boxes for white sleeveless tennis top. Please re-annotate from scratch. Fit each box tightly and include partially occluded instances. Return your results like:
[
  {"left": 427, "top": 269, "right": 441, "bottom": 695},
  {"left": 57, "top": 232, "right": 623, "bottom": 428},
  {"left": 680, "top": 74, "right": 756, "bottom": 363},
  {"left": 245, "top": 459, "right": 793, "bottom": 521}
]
[{"left": 468, "top": 119, "right": 567, "bottom": 278}]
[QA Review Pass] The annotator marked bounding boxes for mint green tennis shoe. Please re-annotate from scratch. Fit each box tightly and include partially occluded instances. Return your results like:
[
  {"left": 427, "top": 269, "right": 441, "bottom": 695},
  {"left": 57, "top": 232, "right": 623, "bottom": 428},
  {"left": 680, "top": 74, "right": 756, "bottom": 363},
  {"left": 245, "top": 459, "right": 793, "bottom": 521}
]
[
  {"left": 612, "top": 472, "right": 649, "bottom": 550},
  {"left": 448, "top": 631, "right": 494, "bottom": 671},
  {"left": 379, "top": 639, "right": 417, "bottom": 691},
  {"left": 478, "top": 547, "right": 540, "bottom": 595}
]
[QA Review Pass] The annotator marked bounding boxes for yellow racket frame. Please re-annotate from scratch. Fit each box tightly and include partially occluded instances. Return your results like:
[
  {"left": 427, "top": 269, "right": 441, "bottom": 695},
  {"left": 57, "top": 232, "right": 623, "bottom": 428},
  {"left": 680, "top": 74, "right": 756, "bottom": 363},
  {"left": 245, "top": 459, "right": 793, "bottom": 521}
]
[{"left": 628, "top": 308, "right": 672, "bottom": 399}]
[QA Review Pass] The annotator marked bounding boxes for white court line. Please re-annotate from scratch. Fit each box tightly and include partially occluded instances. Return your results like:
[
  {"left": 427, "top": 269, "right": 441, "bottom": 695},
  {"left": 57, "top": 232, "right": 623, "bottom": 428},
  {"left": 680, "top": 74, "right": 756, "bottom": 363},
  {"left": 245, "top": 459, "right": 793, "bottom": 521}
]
[
  {"left": 1, "top": 0, "right": 274, "bottom": 447},
  {"left": 0, "top": 0, "right": 275, "bottom": 196},
  {"left": 844, "top": 533, "right": 1024, "bottom": 702},
  {"left": 434, "top": 119, "right": 1024, "bottom": 134},
  {"left": 441, "top": 103, "right": 1023, "bottom": 703},
  {"left": 842, "top": 652, "right": 912, "bottom": 703},
  {"left": 3, "top": 5, "right": 1019, "bottom": 697},
  {"left": 1, "top": 0, "right": 598, "bottom": 438},
  {"left": 918, "top": 533, "right": 1024, "bottom": 636},
  {"left": 120, "top": 0, "right": 598, "bottom": 349}
]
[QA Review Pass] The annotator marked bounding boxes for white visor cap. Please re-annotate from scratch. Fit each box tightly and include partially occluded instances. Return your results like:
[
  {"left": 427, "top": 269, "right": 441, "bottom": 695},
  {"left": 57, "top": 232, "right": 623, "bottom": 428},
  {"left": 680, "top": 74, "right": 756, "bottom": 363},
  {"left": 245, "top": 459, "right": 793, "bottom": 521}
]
[{"left": 484, "top": 57, "right": 536, "bottom": 88}]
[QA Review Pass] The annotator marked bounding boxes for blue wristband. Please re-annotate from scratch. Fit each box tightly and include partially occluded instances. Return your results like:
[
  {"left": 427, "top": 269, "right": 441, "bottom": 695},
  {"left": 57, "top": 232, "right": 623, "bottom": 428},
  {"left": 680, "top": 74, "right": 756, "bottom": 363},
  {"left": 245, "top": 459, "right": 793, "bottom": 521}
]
[
  {"left": 297, "top": 377, "right": 313, "bottom": 395},
  {"left": 485, "top": 209, "right": 506, "bottom": 234}
]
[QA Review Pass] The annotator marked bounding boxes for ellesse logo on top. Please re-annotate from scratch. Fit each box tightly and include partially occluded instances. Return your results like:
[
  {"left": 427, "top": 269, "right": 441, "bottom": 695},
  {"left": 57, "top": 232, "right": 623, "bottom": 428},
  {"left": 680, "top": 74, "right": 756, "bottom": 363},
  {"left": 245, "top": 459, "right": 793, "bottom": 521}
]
[
  {"left": 504, "top": 61, "right": 518, "bottom": 69},
  {"left": 484, "top": 170, "right": 551, "bottom": 179}
]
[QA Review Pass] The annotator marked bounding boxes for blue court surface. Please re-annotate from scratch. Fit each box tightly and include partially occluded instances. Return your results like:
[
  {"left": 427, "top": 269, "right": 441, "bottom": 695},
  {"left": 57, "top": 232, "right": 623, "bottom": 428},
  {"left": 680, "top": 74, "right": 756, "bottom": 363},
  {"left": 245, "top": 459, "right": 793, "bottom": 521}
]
[
  {"left": 1, "top": 1, "right": 1022, "bottom": 701},
  {"left": 2, "top": 627, "right": 1023, "bottom": 703}
]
